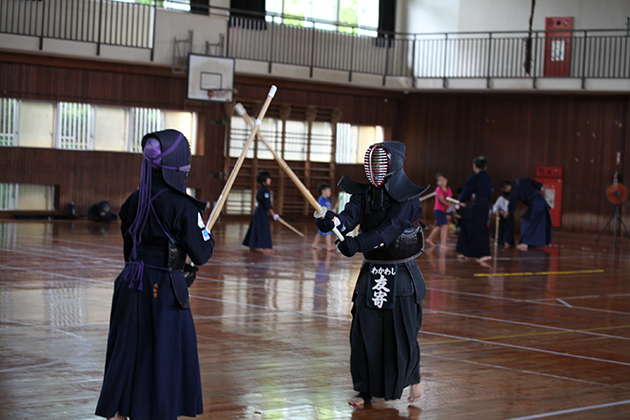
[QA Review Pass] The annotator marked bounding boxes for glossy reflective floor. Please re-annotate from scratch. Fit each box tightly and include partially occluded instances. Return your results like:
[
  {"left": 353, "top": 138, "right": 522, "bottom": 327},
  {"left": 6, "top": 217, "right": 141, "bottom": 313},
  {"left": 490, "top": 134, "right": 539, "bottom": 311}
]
[{"left": 1, "top": 220, "right": 630, "bottom": 420}]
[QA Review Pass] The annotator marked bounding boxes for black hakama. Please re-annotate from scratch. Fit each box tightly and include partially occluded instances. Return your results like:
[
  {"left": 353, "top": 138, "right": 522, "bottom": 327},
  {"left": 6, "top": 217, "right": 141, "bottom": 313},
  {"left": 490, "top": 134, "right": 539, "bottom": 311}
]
[
  {"left": 350, "top": 262, "right": 424, "bottom": 400},
  {"left": 243, "top": 184, "right": 273, "bottom": 249},
  {"left": 509, "top": 178, "right": 552, "bottom": 248},
  {"left": 96, "top": 178, "right": 214, "bottom": 420},
  {"left": 456, "top": 170, "right": 493, "bottom": 258},
  {"left": 498, "top": 214, "right": 516, "bottom": 246},
  {"left": 519, "top": 194, "right": 552, "bottom": 247}
]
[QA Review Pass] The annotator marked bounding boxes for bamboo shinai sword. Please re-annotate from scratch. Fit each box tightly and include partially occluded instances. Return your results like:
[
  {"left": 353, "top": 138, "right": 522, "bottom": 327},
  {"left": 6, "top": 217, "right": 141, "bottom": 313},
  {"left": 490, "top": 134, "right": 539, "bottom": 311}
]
[
  {"left": 234, "top": 103, "right": 345, "bottom": 242},
  {"left": 206, "top": 86, "right": 277, "bottom": 231}
]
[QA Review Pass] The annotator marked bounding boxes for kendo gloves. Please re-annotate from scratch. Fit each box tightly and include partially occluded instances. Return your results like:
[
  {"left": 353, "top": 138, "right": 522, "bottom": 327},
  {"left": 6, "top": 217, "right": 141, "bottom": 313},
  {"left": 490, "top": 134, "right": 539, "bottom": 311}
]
[
  {"left": 184, "top": 263, "right": 199, "bottom": 287},
  {"left": 337, "top": 230, "right": 385, "bottom": 258},
  {"left": 315, "top": 210, "right": 340, "bottom": 232}
]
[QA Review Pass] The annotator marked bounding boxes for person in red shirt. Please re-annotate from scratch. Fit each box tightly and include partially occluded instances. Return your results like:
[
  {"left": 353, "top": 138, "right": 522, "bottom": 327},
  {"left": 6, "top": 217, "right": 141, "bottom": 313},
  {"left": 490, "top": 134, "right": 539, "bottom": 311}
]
[{"left": 426, "top": 173, "right": 454, "bottom": 249}]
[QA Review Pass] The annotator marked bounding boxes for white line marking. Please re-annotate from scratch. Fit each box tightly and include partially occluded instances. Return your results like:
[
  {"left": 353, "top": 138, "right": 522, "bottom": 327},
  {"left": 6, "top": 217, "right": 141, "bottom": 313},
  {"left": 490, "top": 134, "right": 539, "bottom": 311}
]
[
  {"left": 505, "top": 399, "right": 630, "bottom": 420},
  {"left": 421, "top": 330, "right": 630, "bottom": 367},
  {"left": 426, "top": 309, "right": 630, "bottom": 341},
  {"left": 556, "top": 298, "right": 572, "bottom": 307},
  {"left": 424, "top": 353, "right": 630, "bottom": 391}
]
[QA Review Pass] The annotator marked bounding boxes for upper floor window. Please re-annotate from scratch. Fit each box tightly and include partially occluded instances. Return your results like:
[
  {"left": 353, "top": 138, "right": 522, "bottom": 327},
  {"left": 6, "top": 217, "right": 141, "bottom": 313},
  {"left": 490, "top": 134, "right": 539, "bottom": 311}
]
[
  {"left": 129, "top": 107, "right": 164, "bottom": 152},
  {"left": 266, "top": 0, "right": 379, "bottom": 34},
  {"left": 2, "top": 99, "right": 197, "bottom": 154},
  {"left": 336, "top": 123, "right": 384, "bottom": 164},
  {"left": 0, "top": 98, "right": 20, "bottom": 147},
  {"left": 56, "top": 102, "right": 94, "bottom": 150}
]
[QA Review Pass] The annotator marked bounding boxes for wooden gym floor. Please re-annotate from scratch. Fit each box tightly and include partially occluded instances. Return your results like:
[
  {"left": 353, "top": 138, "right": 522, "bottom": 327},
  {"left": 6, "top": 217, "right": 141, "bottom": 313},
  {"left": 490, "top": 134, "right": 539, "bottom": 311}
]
[{"left": 1, "top": 219, "right": 629, "bottom": 420}]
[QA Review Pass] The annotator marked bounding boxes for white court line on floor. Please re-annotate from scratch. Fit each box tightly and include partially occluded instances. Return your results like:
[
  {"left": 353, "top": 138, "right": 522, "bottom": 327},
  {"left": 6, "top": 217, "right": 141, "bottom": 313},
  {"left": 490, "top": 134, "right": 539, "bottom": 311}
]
[
  {"left": 556, "top": 298, "right": 572, "bottom": 307},
  {"left": 505, "top": 398, "right": 630, "bottom": 420},
  {"left": 425, "top": 353, "right": 630, "bottom": 391},
  {"left": 421, "top": 330, "right": 630, "bottom": 366},
  {"left": 0, "top": 319, "right": 93, "bottom": 373},
  {"left": 428, "top": 287, "right": 630, "bottom": 316},
  {"left": 191, "top": 294, "right": 630, "bottom": 368},
  {"left": 426, "top": 309, "right": 630, "bottom": 341}
]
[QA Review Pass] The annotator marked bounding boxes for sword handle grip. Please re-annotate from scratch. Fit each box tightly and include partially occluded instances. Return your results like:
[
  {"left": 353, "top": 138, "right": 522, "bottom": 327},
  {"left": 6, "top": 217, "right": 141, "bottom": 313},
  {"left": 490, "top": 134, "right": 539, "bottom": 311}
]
[{"left": 314, "top": 206, "right": 345, "bottom": 242}]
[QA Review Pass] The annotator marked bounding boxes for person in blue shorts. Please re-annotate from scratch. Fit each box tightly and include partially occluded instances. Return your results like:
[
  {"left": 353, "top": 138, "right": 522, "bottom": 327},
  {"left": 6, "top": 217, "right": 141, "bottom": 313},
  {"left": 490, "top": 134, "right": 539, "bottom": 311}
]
[
  {"left": 312, "top": 183, "right": 337, "bottom": 251},
  {"left": 426, "top": 173, "right": 454, "bottom": 249}
]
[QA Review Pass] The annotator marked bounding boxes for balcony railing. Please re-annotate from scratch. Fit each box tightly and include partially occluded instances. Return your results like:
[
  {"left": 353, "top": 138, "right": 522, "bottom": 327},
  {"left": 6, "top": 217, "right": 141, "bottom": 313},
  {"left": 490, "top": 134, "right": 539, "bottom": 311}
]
[
  {"left": 228, "top": 16, "right": 630, "bottom": 85},
  {"left": 1, "top": 0, "right": 629, "bottom": 87},
  {"left": 0, "top": 0, "right": 155, "bottom": 57}
]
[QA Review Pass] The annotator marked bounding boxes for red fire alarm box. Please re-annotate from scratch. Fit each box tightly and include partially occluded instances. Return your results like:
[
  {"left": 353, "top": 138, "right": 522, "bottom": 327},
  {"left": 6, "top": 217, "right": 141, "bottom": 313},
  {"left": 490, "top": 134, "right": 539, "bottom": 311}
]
[
  {"left": 544, "top": 17, "right": 573, "bottom": 77},
  {"left": 536, "top": 165, "right": 563, "bottom": 227}
]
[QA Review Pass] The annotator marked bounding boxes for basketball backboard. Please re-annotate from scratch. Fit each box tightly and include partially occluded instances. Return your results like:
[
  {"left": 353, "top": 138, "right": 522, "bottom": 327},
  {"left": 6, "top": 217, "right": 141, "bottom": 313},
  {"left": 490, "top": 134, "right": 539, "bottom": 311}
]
[{"left": 187, "top": 54, "right": 235, "bottom": 103}]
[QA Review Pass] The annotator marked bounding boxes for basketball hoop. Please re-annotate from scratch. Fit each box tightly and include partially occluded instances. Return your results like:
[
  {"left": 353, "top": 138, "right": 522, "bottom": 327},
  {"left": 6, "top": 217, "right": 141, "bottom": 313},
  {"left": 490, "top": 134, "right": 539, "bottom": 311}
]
[{"left": 206, "top": 89, "right": 215, "bottom": 99}]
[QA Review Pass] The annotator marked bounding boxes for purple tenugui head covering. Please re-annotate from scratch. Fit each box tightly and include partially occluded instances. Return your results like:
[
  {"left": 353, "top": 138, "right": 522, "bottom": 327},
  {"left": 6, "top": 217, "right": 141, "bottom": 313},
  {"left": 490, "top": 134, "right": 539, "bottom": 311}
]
[
  {"left": 141, "top": 130, "right": 192, "bottom": 193},
  {"left": 123, "top": 130, "right": 193, "bottom": 290}
]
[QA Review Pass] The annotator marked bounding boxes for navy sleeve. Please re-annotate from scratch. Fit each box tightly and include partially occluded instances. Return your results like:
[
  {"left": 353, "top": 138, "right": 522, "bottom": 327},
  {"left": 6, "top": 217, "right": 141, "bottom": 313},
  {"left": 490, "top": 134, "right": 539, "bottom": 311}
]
[
  {"left": 179, "top": 204, "right": 215, "bottom": 266},
  {"left": 372, "top": 199, "right": 423, "bottom": 246},
  {"left": 508, "top": 181, "right": 522, "bottom": 215},
  {"left": 338, "top": 193, "right": 365, "bottom": 232},
  {"left": 257, "top": 186, "right": 272, "bottom": 212},
  {"left": 459, "top": 174, "right": 476, "bottom": 203},
  {"left": 119, "top": 193, "right": 135, "bottom": 261}
]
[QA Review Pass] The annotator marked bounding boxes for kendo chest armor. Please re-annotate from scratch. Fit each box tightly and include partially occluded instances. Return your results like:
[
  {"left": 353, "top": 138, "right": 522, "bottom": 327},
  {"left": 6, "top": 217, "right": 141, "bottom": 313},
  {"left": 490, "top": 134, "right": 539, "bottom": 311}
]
[
  {"left": 362, "top": 220, "right": 425, "bottom": 264},
  {"left": 359, "top": 187, "right": 425, "bottom": 264}
]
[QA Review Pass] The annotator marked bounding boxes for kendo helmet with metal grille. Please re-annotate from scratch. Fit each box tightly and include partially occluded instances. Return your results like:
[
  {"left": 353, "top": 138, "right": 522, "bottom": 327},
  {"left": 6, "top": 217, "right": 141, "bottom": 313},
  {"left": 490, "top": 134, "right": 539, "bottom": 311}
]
[
  {"left": 364, "top": 144, "right": 391, "bottom": 187},
  {"left": 361, "top": 141, "right": 428, "bottom": 201}
]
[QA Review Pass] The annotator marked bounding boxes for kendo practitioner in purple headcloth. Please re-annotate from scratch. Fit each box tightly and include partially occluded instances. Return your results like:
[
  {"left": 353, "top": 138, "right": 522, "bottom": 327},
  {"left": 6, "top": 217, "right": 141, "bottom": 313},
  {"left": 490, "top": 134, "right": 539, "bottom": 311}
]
[
  {"left": 505, "top": 178, "right": 552, "bottom": 250},
  {"left": 315, "top": 141, "right": 427, "bottom": 407},
  {"left": 96, "top": 130, "right": 214, "bottom": 420}
]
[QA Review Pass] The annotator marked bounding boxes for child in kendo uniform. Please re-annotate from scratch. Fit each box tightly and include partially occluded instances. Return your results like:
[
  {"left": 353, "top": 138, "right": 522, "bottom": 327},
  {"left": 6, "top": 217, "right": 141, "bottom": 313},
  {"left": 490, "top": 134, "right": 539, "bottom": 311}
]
[
  {"left": 316, "top": 141, "right": 427, "bottom": 407},
  {"left": 96, "top": 130, "right": 215, "bottom": 420},
  {"left": 243, "top": 170, "right": 279, "bottom": 255}
]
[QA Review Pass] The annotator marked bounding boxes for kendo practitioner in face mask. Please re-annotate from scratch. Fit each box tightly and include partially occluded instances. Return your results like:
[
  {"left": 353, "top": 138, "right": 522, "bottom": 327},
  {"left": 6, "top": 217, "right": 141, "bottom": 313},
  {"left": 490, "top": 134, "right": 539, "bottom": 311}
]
[
  {"left": 96, "top": 130, "right": 214, "bottom": 420},
  {"left": 315, "top": 141, "right": 427, "bottom": 407}
]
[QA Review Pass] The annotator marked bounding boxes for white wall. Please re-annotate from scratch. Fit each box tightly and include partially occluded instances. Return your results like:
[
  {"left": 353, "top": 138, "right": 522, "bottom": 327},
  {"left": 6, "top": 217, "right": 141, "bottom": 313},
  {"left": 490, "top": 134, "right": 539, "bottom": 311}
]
[
  {"left": 397, "top": 0, "right": 460, "bottom": 34},
  {"left": 397, "top": 0, "right": 630, "bottom": 34},
  {"left": 19, "top": 101, "right": 54, "bottom": 148},
  {"left": 94, "top": 106, "right": 128, "bottom": 152},
  {"left": 458, "top": 0, "right": 630, "bottom": 33},
  {"left": 164, "top": 111, "right": 198, "bottom": 154},
  {"left": 17, "top": 184, "right": 54, "bottom": 210},
  {"left": 153, "top": 9, "right": 229, "bottom": 65}
]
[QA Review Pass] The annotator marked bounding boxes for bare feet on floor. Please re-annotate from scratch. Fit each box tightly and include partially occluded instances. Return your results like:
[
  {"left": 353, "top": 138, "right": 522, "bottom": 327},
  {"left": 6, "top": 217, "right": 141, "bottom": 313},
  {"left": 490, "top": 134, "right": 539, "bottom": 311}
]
[
  {"left": 312, "top": 245, "right": 322, "bottom": 250},
  {"left": 348, "top": 393, "right": 371, "bottom": 407},
  {"left": 425, "top": 240, "right": 436, "bottom": 247},
  {"left": 457, "top": 253, "right": 467, "bottom": 260},
  {"left": 504, "top": 243, "right": 511, "bottom": 249},
  {"left": 108, "top": 413, "right": 127, "bottom": 420},
  {"left": 409, "top": 383, "right": 424, "bottom": 402},
  {"left": 262, "top": 248, "right": 275, "bottom": 255},
  {"left": 476, "top": 255, "right": 491, "bottom": 263},
  {"left": 327, "top": 246, "right": 337, "bottom": 252},
  {"left": 517, "top": 243, "right": 528, "bottom": 251}
]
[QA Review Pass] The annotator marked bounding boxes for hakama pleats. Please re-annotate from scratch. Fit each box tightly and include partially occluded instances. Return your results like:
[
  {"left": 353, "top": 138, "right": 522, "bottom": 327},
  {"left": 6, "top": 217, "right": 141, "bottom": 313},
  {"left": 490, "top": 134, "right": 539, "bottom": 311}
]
[
  {"left": 243, "top": 205, "right": 272, "bottom": 249},
  {"left": 349, "top": 264, "right": 422, "bottom": 400},
  {"left": 456, "top": 202, "right": 491, "bottom": 258},
  {"left": 519, "top": 195, "right": 552, "bottom": 247},
  {"left": 96, "top": 265, "right": 203, "bottom": 420}
]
